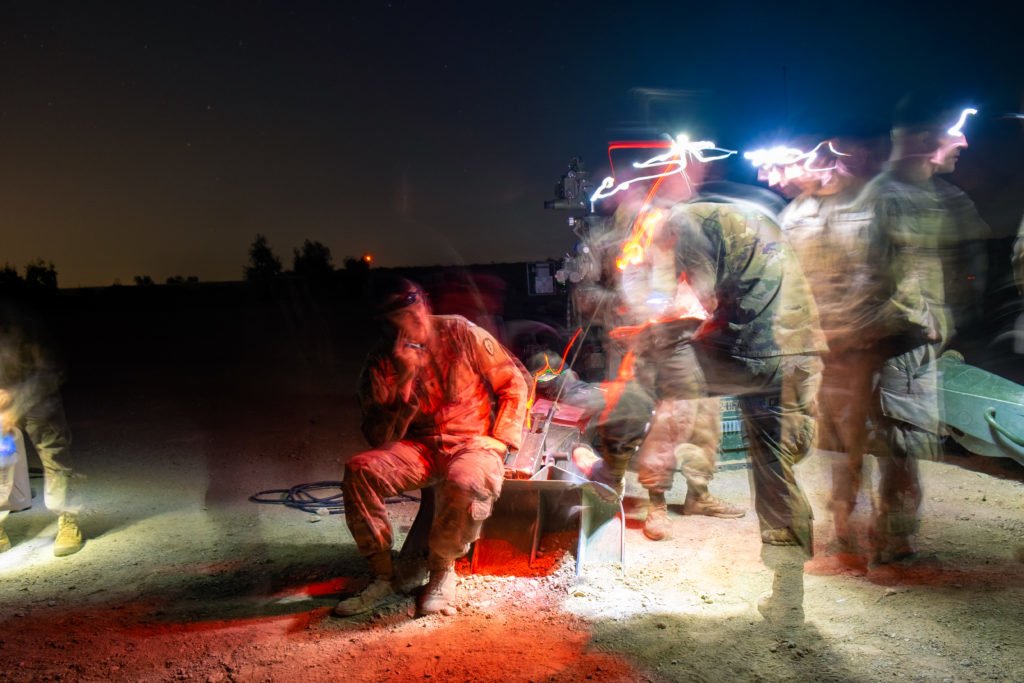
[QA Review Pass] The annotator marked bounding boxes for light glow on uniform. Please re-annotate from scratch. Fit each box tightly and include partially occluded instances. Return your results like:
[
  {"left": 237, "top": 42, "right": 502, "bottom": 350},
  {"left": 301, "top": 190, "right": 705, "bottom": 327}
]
[
  {"left": 590, "top": 134, "right": 737, "bottom": 206},
  {"left": 616, "top": 208, "right": 665, "bottom": 270}
]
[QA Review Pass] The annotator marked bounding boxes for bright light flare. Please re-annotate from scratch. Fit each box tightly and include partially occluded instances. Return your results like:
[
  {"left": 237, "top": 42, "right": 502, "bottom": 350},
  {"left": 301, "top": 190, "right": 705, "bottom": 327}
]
[
  {"left": 947, "top": 108, "right": 978, "bottom": 137},
  {"left": 591, "top": 134, "right": 737, "bottom": 206},
  {"left": 744, "top": 141, "right": 849, "bottom": 186}
]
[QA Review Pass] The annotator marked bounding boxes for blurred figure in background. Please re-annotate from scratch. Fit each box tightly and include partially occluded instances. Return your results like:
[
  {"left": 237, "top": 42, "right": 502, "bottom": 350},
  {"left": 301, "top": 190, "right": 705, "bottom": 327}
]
[
  {"left": 0, "top": 299, "right": 83, "bottom": 557},
  {"left": 749, "top": 132, "right": 887, "bottom": 555},
  {"left": 567, "top": 193, "right": 744, "bottom": 540},
  {"left": 852, "top": 93, "right": 989, "bottom": 565}
]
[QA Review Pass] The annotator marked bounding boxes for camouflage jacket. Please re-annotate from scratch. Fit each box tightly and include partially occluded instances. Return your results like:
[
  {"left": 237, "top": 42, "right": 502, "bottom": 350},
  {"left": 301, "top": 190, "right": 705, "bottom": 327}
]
[
  {"left": 666, "top": 200, "right": 828, "bottom": 358},
  {"left": 358, "top": 315, "right": 529, "bottom": 450},
  {"left": 850, "top": 171, "right": 987, "bottom": 348},
  {"left": 779, "top": 188, "right": 878, "bottom": 349}
]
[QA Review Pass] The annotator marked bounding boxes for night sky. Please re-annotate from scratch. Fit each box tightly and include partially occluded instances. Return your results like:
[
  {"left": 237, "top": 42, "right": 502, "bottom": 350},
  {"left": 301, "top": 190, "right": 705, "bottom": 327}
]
[{"left": 2, "top": 1, "right": 1021, "bottom": 287}]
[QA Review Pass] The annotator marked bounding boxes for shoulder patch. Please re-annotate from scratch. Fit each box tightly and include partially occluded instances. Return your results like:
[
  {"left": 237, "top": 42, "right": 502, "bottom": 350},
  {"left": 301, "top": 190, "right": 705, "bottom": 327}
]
[{"left": 483, "top": 338, "right": 496, "bottom": 356}]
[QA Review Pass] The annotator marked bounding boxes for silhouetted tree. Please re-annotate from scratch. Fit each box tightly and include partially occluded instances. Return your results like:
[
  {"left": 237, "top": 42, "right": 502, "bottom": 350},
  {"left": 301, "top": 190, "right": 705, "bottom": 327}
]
[
  {"left": 0, "top": 263, "right": 23, "bottom": 291},
  {"left": 343, "top": 255, "right": 371, "bottom": 274},
  {"left": 293, "top": 240, "right": 334, "bottom": 280},
  {"left": 134, "top": 275, "right": 155, "bottom": 287},
  {"left": 165, "top": 275, "right": 199, "bottom": 286},
  {"left": 245, "top": 234, "right": 282, "bottom": 282},
  {"left": 24, "top": 259, "right": 57, "bottom": 291}
]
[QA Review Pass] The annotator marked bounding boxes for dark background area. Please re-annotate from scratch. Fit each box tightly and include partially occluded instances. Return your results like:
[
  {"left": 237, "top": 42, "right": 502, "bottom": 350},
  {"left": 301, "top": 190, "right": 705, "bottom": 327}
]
[{"left": 2, "top": 1, "right": 1021, "bottom": 287}]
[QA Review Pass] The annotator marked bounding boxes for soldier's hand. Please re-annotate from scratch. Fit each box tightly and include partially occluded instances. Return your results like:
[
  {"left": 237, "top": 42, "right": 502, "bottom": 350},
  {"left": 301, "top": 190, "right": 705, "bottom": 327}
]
[
  {"left": 393, "top": 333, "right": 427, "bottom": 401},
  {"left": 0, "top": 389, "right": 11, "bottom": 411},
  {"left": 0, "top": 412, "right": 15, "bottom": 434},
  {"left": 475, "top": 435, "right": 509, "bottom": 456}
]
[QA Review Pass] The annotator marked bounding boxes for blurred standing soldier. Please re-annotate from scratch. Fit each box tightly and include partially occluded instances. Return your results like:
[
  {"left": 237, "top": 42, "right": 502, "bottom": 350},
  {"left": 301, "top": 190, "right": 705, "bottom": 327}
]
[
  {"left": 335, "top": 277, "right": 529, "bottom": 617},
  {"left": 569, "top": 209, "right": 743, "bottom": 541},
  {"left": 0, "top": 300, "right": 83, "bottom": 556},
  {"left": 653, "top": 198, "right": 826, "bottom": 549},
  {"left": 760, "top": 136, "right": 886, "bottom": 553},
  {"left": 645, "top": 196, "right": 825, "bottom": 628},
  {"left": 853, "top": 95, "right": 989, "bottom": 565},
  {"left": 578, "top": 194, "right": 827, "bottom": 627}
]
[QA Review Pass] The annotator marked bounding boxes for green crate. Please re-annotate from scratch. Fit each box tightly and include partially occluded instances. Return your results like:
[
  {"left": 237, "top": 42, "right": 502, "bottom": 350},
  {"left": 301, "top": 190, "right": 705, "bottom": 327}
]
[{"left": 719, "top": 396, "right": 746, "bottom": 462}]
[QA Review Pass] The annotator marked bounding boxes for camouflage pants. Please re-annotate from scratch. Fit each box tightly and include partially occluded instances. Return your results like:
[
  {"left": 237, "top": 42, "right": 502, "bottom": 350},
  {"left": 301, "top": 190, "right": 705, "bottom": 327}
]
[
  {"left": 1, "top": 396, "right": 77, "bottom": 519},
  {"left": 869, "top": 344, "right": 939, "bottom": 543},
  {"left": 817, "top": 349, "right": 884, "bottom": 518},
  {"left": 343, "top": 436, "right": 505, "bottom": 569},
  {"left": 635, "top": 397, "right": 721, "bottom": 494},
  {"left": 654, "top": 341, "right": 822, "bottom": 552}
]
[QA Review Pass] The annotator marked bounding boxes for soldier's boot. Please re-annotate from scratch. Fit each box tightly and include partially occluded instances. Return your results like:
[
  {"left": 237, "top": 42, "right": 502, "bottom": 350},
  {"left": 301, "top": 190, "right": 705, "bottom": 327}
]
[
  {"left": 869, "top": 509, "right": 919, "bottom": 566},
  {"left": 683, "top": 486, "right": 745, "bottom": 519},
  {"left": 393, "top": 556, "right": 429, "bottom": 594},
  {"left": 643, "top": 492, "right": 671, "bottom": 541},
  {"left": 54, "top": 513, "right": 83, "bottom": 557},
  {"left": 334, "top": 551, "right": 398, "bottom": 617},
  {"left": 831, "top": 502, "right": 855, "bottom": 553},
  {"left": 417, "top": 561, "right": 458, "bottom": 617},
  {"left": 758, "top": 544, "right": 805, "bottom": 631},
  {"left": 0, "top": 524, "right": 10, "bottom": 553}
]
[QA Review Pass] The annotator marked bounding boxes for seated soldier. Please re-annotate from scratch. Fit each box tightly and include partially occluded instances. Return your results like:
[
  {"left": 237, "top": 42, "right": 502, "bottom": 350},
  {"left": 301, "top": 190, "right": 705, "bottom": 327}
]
[{"left": 336, "top": 277, "right": 529, "bottom": 617}]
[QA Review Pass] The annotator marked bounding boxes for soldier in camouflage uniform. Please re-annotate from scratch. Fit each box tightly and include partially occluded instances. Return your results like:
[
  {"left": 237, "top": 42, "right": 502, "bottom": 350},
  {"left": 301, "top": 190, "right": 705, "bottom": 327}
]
[
  {"left": 851, "top": 95, "right": 988, "bottom": 565},
  {"left": 764, "top": 136, "right": 884, "bottom": 554},
  {"left": 651, "top": 198, "right": 827, "bottom": 552},
  {"left": 637, "top": 197, "right": 828, "bottom": 630},
  {"left": 576, "top": 193, "right": 826, "bottom": 626},
  {"left": 0, "top": 300, "right": 82, "bottom": 557},
  {"left": 335, "top": 277, "right": 529, "bottom": 617}
]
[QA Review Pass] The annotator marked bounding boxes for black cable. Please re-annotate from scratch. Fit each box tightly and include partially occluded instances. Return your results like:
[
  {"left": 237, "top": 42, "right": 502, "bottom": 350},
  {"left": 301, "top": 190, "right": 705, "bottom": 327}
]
[{"left": 249, "top": 481, "right": 418, "bottom": 515}]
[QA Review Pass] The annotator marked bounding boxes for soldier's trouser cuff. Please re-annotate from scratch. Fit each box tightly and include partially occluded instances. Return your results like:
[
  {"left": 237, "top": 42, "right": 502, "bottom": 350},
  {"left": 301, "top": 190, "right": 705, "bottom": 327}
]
[{"left": 43, "top": 468, "right": 80, "bottom": 514}]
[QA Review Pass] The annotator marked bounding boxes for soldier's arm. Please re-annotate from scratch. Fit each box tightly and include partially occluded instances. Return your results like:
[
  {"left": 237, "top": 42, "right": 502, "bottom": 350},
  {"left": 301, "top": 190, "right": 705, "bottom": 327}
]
[
  {"left": 470, "top": 326, "right": 529, "bottom": 451},
  {"left": 358, "top": 354, "right": 419, "bottom": 448},
  {"left": 867, "top": 197, "right": 939, "bottom": 343}
]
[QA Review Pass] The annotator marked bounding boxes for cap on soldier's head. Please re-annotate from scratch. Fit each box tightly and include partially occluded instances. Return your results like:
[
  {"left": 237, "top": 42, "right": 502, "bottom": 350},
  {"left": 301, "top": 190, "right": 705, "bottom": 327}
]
[
  {"left": 893, "top": 90, "right": 960, "bottom": 131},
  {"left": 370, "top": 275, "right": 425, "bottom": 315}
]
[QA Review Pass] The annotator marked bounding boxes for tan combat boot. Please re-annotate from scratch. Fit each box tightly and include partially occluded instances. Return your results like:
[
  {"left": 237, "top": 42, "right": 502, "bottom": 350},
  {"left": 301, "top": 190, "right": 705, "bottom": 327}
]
[
  {"left": 54, "top": 513, "right": 83, "bottom": 557},
  {"left": 417, "top": 562, "right": 457, "bottom": 617},
  {"left": 758, "top": 544, "right": 806, "bottom": 632},
  {"left": 643, "top": 492, "right": 671, "bottom": 541},
  {"left": 334, "top": 551, "right": 398, "bottom": 617},
  {"left": 684, "top": 489, "right": 745, "bottom": 519}
]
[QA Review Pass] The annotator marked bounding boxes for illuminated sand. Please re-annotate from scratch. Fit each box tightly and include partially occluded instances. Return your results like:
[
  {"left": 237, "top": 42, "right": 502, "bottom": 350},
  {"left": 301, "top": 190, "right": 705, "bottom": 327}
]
[{"left": 1, "top": 378, "right": 1021, "bottom": 683}]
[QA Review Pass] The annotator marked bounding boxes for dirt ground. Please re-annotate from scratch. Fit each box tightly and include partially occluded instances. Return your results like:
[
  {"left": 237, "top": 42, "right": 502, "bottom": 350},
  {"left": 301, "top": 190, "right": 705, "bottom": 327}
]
[{"left": 1, "top": 363, "right": 1023, "bottom": 683}]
